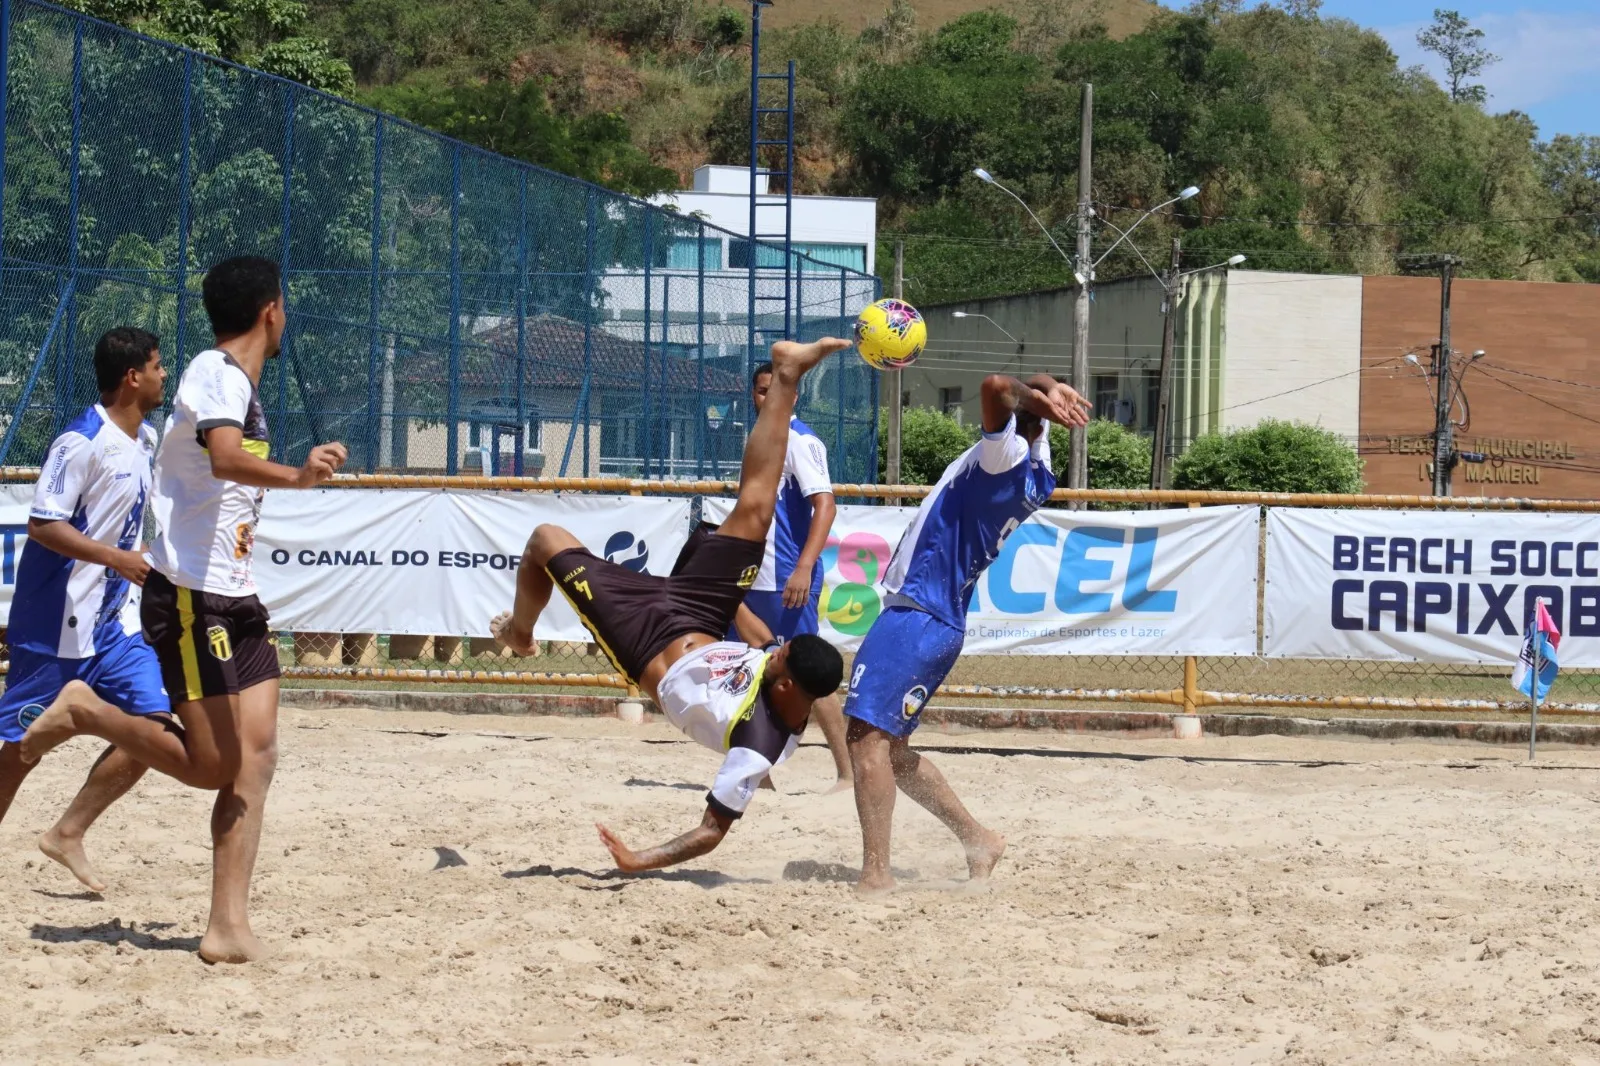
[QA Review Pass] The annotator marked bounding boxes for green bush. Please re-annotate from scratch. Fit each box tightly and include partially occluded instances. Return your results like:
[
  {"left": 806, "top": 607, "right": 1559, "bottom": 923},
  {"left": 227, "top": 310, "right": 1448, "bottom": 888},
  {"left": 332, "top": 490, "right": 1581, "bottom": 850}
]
[
  {"left": 1170, "top": 420, "right": 1363, "bottom": 493},
  {"left": 1048, "top": 420, "right": 1153, "bottom": 508},
  {"left": 879, "top": 406, "right": 976, "bottom": 485}
]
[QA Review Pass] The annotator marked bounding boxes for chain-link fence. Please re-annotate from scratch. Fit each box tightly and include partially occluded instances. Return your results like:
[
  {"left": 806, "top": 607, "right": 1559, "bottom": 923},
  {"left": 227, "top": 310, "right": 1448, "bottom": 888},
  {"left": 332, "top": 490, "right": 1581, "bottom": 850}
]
[{"left": 0, "top": 0, "right": 881, "bottom": 481}]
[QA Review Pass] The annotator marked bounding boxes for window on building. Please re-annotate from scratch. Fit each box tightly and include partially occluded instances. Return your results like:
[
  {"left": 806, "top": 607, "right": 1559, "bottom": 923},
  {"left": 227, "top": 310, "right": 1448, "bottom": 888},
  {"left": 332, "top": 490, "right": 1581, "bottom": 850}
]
[
  {"left": 658, "top": 237, "right": 723, "bottom": 271},
  {"left": 940, "top": 386, "right": 964, "bottom": 424},
  {"left": 902, "top": 391, "right": 911, "bottom": 409},
  {"left": 729, "top": 241, "right": 868, "bottom": 272},
  {"left": 1093, "top": 375, "right": 1119, "bottom": 421}
]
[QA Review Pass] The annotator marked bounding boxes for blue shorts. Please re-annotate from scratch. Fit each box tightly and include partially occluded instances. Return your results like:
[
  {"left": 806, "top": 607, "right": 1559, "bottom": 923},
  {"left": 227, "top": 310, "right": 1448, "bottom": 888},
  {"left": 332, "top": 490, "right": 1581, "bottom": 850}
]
[
  {"left": 739, "top": 588, "right": 820, "bottom": 641},
  {"left": 0, "top": 630, "right": 170, "bottom": 743},
  {"left": 843, "top": 605, "right": 965, "bottom": 738}
]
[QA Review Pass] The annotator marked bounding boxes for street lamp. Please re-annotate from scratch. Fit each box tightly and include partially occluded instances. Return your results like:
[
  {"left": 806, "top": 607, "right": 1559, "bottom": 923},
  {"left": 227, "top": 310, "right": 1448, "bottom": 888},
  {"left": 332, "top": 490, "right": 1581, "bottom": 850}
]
[
  {"left": 971, "top": 169, "right": 1075, "bottom": 268},
  {"left": 951, "top": 310, "right": 1022, "bottom": 349},
  {"left": 1090, "top": 186, "right": 1200, "bottom": 283}
]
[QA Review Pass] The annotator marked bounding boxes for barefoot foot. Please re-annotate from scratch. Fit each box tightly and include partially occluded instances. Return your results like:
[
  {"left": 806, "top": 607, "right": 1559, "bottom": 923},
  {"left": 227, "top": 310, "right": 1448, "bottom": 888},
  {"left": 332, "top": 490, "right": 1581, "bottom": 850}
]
[
  {"left": 854, "top": 873, "right": 897, "bottom": 899},
  {"left": 770, "top": 337, "right": 850, "bottom": 383},
  {"left": 19, "top": 680, "right": 92, "bottom": 764},
  {"left": 199, "top": 926, "right": 269, "bottom": 964},
  {"left": 39, "top": 829, "right": 106, "bottom": 893},
  {"left": 490, "top": 611, "right": 539, "bottom": 658},
  {"left": 965, "top": 829, "right": 1007, "bottom": 882},
  {"left": 822, "top": 777, "right": 854, "bottom": 795}
]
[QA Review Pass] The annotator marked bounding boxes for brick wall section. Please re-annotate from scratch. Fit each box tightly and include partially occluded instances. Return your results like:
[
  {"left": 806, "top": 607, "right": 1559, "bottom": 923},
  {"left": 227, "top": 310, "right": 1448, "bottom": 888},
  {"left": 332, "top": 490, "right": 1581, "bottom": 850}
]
[{"left": 1360, "top": 276, "right": 1600, "bottom": 498}]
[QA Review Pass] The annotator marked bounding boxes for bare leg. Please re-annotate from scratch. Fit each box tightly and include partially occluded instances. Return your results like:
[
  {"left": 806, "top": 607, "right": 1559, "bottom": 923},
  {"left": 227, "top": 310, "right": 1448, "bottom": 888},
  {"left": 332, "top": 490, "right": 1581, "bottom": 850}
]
[
  {"left": 847, "top": 718, "right": 898, "bottom": 896},
  {"left": 889, "top": 739, "right": 1005, "bottom": 882},
  {"left": 22, "top": 681, "right": 237, "bottom": 789},
  {"left": 0, "top": 742, "right": 38, "bottom": 825},
  {"left": 498, "top": 524, "right": 586, "bottom": 654},
  {"left": 40, "top": 743, "right": 147, "bottom": 892},
  {"left": 811, "top": 694, "right": 853, "bottom": 792},
  {"left": 719, "top": 337, "right": 849, "bottom": 543},
  {"left": 199, "top": 679, "right": 279, "bottom": 965}
]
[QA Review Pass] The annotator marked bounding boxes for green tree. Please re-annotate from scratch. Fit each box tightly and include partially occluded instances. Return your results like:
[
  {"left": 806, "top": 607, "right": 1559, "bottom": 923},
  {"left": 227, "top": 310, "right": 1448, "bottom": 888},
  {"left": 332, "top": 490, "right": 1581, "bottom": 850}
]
[
  {"left": 364, "top": 76, "right": 677, "bottom": 196},
  {"left": 878, "top": 406, "right": 975, "bottom": 484},
  {"left": 1170, "top": 420, "right": 1363, "bottom": 493},
  {"left": 1048, "top": 419, "right": 1152, "bottom": 508},
  {"left": 1416, "top": 9, "right": 1498, "bottom": 105},
  {"left": 63, "top": 0, "right": 355, "bottom": 93}
]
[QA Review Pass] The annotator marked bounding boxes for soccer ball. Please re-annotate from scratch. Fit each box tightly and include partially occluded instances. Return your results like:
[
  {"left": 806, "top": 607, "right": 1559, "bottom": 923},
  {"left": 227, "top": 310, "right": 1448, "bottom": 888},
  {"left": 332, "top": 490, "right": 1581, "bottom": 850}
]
[{"left": 854, "top": 298, "right": 926, "bottom": 371}]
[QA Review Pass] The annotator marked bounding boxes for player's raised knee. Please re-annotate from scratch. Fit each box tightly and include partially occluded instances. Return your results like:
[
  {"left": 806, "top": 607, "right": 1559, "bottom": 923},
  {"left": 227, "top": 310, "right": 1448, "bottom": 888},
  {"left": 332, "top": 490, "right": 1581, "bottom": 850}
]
[{"left": 526, "top": 523, "right": 580, "bottom": 568}]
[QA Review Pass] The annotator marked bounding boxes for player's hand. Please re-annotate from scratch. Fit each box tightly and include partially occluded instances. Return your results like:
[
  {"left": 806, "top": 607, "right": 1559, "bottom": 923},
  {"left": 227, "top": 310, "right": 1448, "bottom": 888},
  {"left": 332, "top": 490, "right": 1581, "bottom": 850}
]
[
  {"left": 782, "top": 564, "right": 814, "bottom": 609},
  {"left": 295, "top": 443, "right": 347, "bottom": 488},
  {"left": 490, "top": 611, "right": 538, "bottom": 657},
  {"left": 1039, "top": 383, "right": 1092, "bottom": 428},
  {"left": 596, "top": 823, "right": 646, "bottom": 874},
  {"left": 112, "top": 549, "right": 150, "bottom": 587}
]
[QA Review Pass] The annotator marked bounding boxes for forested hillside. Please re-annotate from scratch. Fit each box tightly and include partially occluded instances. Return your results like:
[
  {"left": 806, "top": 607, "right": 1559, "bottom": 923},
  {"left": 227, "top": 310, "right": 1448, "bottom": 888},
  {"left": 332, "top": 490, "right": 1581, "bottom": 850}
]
[{"left": 55, "top": 1, "right": 1600, "bottom": 302}]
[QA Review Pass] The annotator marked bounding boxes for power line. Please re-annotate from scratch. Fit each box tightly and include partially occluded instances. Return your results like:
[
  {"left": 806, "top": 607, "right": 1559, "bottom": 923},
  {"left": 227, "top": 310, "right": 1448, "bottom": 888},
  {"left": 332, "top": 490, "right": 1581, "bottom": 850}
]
[{"left": 1474, "top": 367, "right": 1600, "bottom": 427}]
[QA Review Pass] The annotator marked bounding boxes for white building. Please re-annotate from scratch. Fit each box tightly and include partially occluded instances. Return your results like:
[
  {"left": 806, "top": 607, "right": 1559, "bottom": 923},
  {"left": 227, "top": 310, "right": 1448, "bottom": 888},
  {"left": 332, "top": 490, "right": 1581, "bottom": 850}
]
[
  {"left": 913, "top": 270, "right": 1363, "bottom": 455},
  {"left": 654, "top": 165, "right": 878, "bottom": 275}
]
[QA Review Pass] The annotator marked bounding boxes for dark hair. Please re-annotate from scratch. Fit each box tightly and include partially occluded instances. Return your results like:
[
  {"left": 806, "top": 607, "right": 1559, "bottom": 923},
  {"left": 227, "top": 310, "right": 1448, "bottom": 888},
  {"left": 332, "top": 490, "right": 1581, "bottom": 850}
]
[
  {"left": 786, "top": 634, "right": 844, "bottom": 700},
  {"left": 202, "top": 256, "right": 282, "bottom": 337},
  {"left": 1015, "top": 409, "right": 1044, "bottom": 441},
  {"left": 93, "top": 327, "right": 160, "bottom": 393},
  {"left": 751, "top": 361, "right": 773, "bottom": 388}
]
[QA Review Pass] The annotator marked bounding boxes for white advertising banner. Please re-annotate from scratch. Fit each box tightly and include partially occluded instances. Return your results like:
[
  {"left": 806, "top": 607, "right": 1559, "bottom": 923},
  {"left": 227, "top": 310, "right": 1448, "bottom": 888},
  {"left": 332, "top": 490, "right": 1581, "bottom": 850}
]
[
  {"left": 255, "top": 490, "right": 691, "bottom": 640},
  {"left": 704, "top": 498, "right": 1259, "bottom": 655},
  {"left": 1265, "top": 508, "right": 1600, "bottom": 664},
  {"left": 0, "top": 484, "right": 34, "bottom": 624}
]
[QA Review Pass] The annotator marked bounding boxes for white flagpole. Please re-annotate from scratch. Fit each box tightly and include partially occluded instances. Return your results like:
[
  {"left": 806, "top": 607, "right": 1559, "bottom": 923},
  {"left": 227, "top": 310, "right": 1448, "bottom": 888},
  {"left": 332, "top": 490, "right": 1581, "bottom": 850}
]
[{"left": 1529, "top": 598, "right": 1544, "bottom": 762}]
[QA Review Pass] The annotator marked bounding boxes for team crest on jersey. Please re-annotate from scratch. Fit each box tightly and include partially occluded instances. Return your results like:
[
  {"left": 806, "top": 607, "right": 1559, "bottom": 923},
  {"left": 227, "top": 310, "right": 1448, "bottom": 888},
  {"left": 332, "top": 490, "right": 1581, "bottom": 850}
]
[
  {"left": 17, "top": 704, "right": 45, "bottom": 729},
  {"left": 721, "top": 664, "right": 755, "bottom": 697},
  {"left": 737, "top": 565, "right": 758, "bottom": 590},
  {"left": 901, "top": 685, "right": 929, "bottom": 720},
  {"left": 207, "top": 625, "right": 234, "bottom": 662}
]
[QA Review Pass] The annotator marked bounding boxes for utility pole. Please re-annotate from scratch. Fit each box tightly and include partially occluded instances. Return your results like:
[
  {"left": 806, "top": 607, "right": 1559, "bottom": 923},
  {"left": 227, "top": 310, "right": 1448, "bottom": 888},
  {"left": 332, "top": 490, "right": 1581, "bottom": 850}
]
[
  {"left": 1070, "top": 83, "right": 1093, "bottom": 499},
  {"left": 1150, "top": 236, "right": 1181, "bottom": 491},
  {"left": 1431, "top": 257, "right": 1459, "bottom": 496},
  {"left": 888, "top": 240, "right": 904, "bottom": 500}
]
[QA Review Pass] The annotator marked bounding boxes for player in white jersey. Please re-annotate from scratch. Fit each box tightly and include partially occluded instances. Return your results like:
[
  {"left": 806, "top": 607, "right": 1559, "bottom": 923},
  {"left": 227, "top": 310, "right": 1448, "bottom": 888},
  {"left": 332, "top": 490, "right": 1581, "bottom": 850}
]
[
  {"left": 492, "top": 337, "right": 850, "bottom": 873},
  {"left": 0, "top": 328, "right": 167, "bottom": 891},
  {"left": 23, "top": 257, "right": 348, "bottom": 962},
  {"left": 670, "top": 361, "right": 852, "bottom": 791},
  {"left": 844, "top": 373, "right": 1090, "bottom": 895}
]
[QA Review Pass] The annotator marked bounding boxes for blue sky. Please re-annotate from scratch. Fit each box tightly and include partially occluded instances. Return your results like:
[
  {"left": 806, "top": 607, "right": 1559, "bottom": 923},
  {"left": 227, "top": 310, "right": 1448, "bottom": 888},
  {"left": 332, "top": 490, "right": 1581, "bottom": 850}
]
[{"left": 1317, "top": 0, "right": 1597, "bottom": 138}]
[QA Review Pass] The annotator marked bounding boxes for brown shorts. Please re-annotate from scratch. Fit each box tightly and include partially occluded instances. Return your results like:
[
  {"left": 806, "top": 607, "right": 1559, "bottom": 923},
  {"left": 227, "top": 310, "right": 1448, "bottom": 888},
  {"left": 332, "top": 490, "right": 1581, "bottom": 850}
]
[
  {"left": 141, "top": 571, "right": 281, "bottom": 704},
  {"left": 547, "top": 531, "right": 764, "bottom": 683}
]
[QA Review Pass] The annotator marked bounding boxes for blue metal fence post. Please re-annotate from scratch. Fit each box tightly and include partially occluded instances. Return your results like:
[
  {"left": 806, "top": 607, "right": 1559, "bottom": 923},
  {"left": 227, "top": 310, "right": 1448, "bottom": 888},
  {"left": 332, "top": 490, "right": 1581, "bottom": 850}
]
[
  {"left": 661, "top": 275, "right": 670, "bottom": 476},
  {"left": 514, "top": 170, "right": 528, "bottom": 476},
  {"left": 446, "top": 144, "right": 462, "bottom": 475},
  {"left": 836, "top": 267, "right": 847, "bottom": 477},
  {"left": 174, "top": 52, "right": 194, "bottom": 374},
  {"left": 54, "top": 19, "right": 85, "bottom": 440},
  {"left": 560, "top": 188, "right": 597, "bottom": 478},
  {"left": 696, "top": 223, "right": 706, "bottom": 480},
  {"left": 365, "top": 115, "right": 384, "bottom": 472},
  {"left": 870, "top": 277, "right": 881, "bottom": 484},
  {"left": 583, "top": 189, "right": 596, "bottom": 477},
  {"left": 1, "top": 0, "right": 13, "bottom": 263},
  {"left": 642, "top": 208, "right": 653, "bottom": 478},
  {"left": 275, "top": 83, "right": 297, "bottom": 454}
]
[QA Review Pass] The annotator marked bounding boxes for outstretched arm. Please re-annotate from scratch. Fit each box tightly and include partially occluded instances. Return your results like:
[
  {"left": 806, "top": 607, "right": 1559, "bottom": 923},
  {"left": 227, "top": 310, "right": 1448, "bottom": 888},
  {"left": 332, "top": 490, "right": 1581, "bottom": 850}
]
[
  {"left": 979, "top": 374, "right": 1091, "bottom": 433},
  {"left": 596, "top": 806, "right": 734, "bottom": 873},
  {"left": 731, "top": 603, "right": 776, "bottom": 648}
]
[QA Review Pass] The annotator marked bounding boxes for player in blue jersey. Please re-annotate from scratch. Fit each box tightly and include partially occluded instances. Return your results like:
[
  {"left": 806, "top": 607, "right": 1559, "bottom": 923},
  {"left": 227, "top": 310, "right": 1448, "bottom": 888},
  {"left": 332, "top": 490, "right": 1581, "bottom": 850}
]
[
  {"left": 844, "top": 373, "right": 1090, "bottom": 895},
  {"left": 0, "top": 327, "right": 168, "bottom": 892}
]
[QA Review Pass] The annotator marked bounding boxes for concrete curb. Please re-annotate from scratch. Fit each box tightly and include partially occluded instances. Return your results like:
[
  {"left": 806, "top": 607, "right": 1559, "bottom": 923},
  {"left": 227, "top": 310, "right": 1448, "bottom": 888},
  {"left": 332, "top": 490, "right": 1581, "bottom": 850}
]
[{"left": 284, "top": 688, "right": 1600, "bottom": 747}]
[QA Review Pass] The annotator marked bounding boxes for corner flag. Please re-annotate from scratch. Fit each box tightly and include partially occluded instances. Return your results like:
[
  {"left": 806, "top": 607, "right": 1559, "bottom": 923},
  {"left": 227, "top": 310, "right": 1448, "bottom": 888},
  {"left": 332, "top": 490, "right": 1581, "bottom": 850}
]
[{"left": 1512, "top": 600, "right": 1560, "bottom": 701}]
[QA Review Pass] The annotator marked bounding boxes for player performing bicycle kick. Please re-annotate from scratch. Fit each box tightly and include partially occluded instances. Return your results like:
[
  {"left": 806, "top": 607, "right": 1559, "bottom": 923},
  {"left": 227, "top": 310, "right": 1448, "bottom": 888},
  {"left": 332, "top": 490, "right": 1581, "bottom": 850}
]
[{"left": 491, "top": 337, "right": 850, "bottom": 872}]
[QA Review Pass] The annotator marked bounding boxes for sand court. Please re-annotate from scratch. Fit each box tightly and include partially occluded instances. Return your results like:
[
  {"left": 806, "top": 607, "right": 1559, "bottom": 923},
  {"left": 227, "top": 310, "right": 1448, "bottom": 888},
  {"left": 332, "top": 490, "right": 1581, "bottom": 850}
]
[{"left": 3, "top": 705, "right": 1600, "bottom": 1064}]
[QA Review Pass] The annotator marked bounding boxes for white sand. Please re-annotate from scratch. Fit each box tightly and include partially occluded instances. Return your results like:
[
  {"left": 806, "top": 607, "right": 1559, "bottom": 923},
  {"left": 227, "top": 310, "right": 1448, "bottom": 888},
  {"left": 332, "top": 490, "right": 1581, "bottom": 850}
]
[{"left": 3, "top": 706, "right": 1600, "bottom": 1064}]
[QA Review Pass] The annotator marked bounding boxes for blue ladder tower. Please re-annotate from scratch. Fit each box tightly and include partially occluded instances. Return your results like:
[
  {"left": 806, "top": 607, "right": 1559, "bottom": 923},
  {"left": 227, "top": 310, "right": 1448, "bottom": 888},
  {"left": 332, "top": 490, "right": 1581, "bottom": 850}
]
[{"left": 747, "top": 0, "right": 795, "bottom": 371}]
